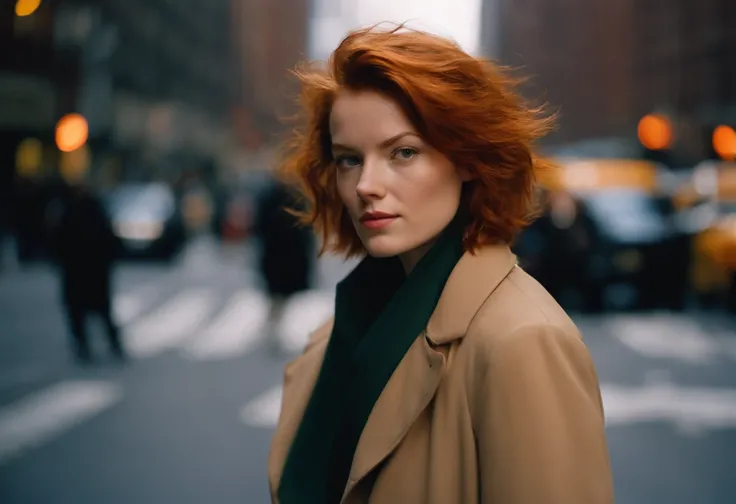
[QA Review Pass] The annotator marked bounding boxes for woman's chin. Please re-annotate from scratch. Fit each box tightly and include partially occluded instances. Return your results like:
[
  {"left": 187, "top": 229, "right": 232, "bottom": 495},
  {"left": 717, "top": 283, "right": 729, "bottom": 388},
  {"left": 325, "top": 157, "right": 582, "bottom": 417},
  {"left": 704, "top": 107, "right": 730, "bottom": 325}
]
[{"left": 362, "top": 236, "right": 408, "bottom": 259}]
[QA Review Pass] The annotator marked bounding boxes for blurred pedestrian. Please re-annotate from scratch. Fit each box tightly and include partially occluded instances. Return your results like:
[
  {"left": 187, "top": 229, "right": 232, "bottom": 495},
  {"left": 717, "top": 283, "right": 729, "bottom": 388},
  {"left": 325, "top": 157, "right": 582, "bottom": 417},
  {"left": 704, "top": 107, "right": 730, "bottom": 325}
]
[
  {"left": 268, "top": 25, "right": 613, "bottom": 504},
  {"left": 520, "top": 189, "right": 602, "bottom": 312},
  {"left": 49, "top": 179, "right": 125, "bottom": 364},
  {"left": 253, "top": 176, "right": 314, "bottom": 351}
]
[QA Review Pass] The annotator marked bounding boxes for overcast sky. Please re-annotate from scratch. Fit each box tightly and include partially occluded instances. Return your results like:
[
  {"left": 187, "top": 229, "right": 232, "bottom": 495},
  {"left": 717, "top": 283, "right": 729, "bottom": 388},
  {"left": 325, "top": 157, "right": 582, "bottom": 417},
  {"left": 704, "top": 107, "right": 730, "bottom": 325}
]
[{"left": 309, "top": 0, "right": 482, "bottom": 60}]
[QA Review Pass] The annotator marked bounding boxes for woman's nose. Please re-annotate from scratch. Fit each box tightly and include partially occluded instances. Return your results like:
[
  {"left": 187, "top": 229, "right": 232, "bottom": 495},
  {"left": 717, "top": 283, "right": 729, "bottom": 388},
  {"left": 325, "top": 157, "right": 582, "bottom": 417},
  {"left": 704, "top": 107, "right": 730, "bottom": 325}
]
[{"left": 355, "top": 161, "right": 387, "bottom": 202}]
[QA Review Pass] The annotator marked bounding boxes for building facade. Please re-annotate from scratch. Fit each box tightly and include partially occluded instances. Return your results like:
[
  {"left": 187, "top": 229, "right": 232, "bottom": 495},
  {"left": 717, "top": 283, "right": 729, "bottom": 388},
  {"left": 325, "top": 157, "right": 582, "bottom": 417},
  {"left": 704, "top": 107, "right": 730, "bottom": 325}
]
[
  {"left": 232, "top": 0, "right": 310, "bottom": 151},
  {"left": 481, "top": 0, "right": 635, "bottom": 144},
  {"left": 1, "top": 0, "right": 239, "bottom": 261},
  {"left": 482, "top": 0, "right": 736, "bottom": 150},
  {"left": 1, "top": 0, "right": 69, "bottom": 187},
  {"left": 97, "top": 0, "right": 236, "bottom": 175},
  {"left": 4, "top": 0, "right": 237, "bottom": 180}
]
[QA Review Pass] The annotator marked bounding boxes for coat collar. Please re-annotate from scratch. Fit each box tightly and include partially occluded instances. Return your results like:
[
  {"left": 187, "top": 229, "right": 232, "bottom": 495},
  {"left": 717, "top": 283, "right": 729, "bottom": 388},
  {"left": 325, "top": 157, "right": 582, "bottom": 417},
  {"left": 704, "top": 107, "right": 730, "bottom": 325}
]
[
  {"left": 341, "top": 244, "right": 517, "bottom": 500},
  {"left": 426, "top": 244, "right": 518, "bottom": 345},
  {"left": 268, "top": 244, "right": 518, "bottom": 503}
]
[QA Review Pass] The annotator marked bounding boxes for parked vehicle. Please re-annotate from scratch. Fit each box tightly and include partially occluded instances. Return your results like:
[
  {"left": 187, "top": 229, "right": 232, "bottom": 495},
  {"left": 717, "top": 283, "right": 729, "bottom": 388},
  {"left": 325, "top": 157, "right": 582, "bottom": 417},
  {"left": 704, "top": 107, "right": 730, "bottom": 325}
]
[
  {"left": 517, "top": 157, "right": 692, "bottom": 311},
  {"left": 105, "top": 182, "right": 186, "bottom": 261}
]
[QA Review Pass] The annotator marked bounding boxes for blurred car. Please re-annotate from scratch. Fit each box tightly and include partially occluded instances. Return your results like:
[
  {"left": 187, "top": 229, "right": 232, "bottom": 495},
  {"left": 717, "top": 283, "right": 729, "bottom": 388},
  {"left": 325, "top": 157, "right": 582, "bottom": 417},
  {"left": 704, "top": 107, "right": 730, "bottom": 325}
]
[
  {"left": 524, "top": 157, "right": 691, "bottom": 311},
  {"left": 105, "top": 182, "right": 186, "bottom": 260},
  {"left": 580, "top": 188, "right": 690, "bottom": 310},
  {"left": 674, "top": 161, "right": 736, "bottom": 310}
]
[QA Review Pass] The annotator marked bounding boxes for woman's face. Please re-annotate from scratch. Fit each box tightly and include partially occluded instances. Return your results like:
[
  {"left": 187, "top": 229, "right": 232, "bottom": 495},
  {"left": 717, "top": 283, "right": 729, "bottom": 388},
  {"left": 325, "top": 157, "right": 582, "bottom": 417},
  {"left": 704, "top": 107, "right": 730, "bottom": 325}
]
[{"left": 330, "top": 89, "right": 470, "bottom": 272}]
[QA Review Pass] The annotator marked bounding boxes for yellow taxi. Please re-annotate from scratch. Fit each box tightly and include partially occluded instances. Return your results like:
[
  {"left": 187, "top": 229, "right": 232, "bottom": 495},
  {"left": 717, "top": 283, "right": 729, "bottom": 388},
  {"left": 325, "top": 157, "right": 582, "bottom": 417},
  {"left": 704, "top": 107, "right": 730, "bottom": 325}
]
[
  {"left": 527, "top": 157, "right": 689, "bottom": 311},
  {"left": 537, "top": 157, "right": 662, "bottom": 194},
  {"left": 675, "top": 161, "right": 736, "bottom": 307}
]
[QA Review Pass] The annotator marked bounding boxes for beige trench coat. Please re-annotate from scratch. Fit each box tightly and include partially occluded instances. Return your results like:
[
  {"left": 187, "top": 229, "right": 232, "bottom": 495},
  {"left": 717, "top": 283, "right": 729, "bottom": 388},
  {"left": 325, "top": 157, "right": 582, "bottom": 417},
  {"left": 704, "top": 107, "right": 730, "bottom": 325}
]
[{"left": 268, "top": 245, "right": 614, "bottom": 503}]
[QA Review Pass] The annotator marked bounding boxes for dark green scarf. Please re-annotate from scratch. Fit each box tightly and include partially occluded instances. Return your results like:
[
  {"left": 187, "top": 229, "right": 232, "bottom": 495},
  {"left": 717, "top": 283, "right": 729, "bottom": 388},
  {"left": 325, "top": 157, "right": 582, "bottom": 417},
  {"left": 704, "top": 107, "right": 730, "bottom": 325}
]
[{"left": 278, "top": 214, "right": 466, "bottom": 504}]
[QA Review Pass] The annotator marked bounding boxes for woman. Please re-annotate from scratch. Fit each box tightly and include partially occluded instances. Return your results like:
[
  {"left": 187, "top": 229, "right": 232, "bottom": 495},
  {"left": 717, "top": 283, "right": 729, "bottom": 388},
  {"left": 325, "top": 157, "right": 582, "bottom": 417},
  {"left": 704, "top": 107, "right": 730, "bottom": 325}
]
[{"left": 268, "top": 25, "right": 613, "bottom": 504}]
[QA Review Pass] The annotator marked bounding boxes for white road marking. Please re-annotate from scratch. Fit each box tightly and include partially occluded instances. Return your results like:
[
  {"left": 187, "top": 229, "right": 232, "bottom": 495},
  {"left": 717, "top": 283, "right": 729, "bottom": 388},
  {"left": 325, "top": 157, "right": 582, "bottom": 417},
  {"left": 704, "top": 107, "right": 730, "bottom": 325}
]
[
  {"left": 113, "top": 286, "right": 156, "bottom": 325},
  {"left": 182, "top": 290, "right": 269, "bottom": 360},
  {"left": 0, "top": 380, "right": 122, "bottom": 465},
  {"left": 278, "top": 291, "right": 334, "bottom": 353},
  {"left": 602, "top": 381, "right": 736, "bottom": 435},
  {"left": 607, "top": 313, "right": 721, "bottom": 364},
  {"left": 239, "top": 386, "right": 283, "bottom": 428},
  {"left": 125, "top": 289, "right": 215, "bottom": 358}
]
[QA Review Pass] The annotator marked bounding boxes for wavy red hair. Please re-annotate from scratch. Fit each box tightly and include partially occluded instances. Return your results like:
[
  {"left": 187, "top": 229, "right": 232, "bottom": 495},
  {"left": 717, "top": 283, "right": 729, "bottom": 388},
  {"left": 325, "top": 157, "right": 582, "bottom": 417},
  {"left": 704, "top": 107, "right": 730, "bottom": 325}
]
[{"left": 277, "top": 24, "right": 556, "bottom": 258}]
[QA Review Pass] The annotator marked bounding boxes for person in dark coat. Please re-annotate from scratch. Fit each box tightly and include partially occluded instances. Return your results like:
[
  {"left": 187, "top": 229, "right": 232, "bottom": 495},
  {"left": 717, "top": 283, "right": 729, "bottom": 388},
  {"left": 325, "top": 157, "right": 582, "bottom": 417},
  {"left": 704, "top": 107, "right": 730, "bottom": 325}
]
[
  {"left": 50, "top": 181, "right": 125, "bottom": 364},
  {"left": 515, "top": 189, "right": 601, "bottom": 312},
  {"left": 253, "top": 177, "right": 315, "bottom": 349}
]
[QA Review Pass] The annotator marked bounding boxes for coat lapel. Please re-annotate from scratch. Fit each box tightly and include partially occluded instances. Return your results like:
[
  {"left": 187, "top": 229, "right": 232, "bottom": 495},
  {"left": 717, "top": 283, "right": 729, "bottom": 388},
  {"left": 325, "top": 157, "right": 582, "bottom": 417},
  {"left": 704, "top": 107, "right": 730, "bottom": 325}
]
[
  {"left": 342, "top": 332, "right": 446, "bottom": 502},
  {"left": 427, "top": 244, "right": 518, "bottom": 344},
  {"left": 341, "top": 245, "right": 518, "bottom": 501}
]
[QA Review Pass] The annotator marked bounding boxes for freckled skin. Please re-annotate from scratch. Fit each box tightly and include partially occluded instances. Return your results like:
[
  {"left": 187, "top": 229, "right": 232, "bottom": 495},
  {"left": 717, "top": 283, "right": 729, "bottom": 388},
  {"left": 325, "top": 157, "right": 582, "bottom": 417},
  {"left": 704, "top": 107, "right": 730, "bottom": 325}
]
[{"left": 330, "top": 89, "right": 472, "bottom": 273}]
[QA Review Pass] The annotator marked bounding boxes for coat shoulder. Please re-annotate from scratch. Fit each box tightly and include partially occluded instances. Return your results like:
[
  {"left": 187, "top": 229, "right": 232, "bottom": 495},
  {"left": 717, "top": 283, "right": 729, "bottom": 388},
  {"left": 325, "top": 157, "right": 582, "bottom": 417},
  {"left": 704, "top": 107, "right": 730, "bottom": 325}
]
[
  {"left": 466, "top": 265, "right": 582, "bottom": 345},
  {"left": 458, "top": 265, "right": 604, "bottom": 425},
  {"left": 458, "top": 265, "right": 588, "bottom": 379}
]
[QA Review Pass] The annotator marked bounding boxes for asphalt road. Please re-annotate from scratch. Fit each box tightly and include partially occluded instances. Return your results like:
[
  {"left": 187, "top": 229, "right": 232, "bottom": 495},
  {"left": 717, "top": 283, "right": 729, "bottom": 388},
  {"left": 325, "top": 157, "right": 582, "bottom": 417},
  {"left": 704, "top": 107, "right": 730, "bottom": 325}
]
[{"left": 1, "top": 236, "right": 735, "bottom": 503}]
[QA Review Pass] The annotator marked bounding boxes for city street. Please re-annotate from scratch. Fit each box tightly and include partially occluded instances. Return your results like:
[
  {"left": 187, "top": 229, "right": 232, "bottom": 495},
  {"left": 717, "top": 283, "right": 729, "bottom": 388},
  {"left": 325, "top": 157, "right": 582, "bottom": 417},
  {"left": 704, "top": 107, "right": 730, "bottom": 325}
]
[{"left": 1, "top": 236, "right": 735, "bottom": 503}]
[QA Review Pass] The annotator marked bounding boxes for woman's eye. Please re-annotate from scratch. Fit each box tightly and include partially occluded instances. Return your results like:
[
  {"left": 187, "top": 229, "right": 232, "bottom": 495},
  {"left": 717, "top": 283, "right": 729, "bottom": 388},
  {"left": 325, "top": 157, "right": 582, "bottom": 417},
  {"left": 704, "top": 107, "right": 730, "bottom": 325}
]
[
  {"left": 394, "top": 148, "right": 418, "bottom": 161},
  {"left": 335, "top": 155, "right": 361, "bottom": 169}
]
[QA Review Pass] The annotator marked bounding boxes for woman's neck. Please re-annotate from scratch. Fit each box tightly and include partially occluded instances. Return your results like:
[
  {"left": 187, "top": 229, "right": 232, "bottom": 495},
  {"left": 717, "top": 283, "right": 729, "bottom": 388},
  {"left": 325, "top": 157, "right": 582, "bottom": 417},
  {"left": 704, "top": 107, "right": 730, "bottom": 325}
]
[{"left": 399, "top": 238, "right": 438, "bottom": 275}]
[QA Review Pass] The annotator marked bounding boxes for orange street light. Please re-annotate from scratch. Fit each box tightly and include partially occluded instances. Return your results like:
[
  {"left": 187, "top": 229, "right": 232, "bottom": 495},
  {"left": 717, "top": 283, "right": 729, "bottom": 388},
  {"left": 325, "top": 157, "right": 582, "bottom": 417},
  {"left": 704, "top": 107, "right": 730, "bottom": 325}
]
[
  {"left": 15, "top": 0, "right": 42, "bottom": 17},
  {"left": 713, "top": 125, "right": 736, "bottom": 161},
  {"left": 55, "top": 113, "right": 89, "bottom": 153},
  {"left": 638, "top": 114, "right": 673, "bottom": 151}
]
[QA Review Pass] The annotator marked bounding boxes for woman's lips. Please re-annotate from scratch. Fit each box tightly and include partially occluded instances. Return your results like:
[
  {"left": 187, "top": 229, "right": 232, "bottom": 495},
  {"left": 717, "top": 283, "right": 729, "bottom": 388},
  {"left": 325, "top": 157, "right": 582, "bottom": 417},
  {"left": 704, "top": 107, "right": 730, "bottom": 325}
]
[{"left": 361, "top": 216, "right": 397, "bottom": 230}]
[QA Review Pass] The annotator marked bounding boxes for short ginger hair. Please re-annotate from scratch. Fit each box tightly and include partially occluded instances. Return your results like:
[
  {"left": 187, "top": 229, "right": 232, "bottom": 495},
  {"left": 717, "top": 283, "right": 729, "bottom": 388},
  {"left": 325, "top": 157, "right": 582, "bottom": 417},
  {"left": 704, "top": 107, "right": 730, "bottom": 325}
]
[{"left": 277, "top": 24, "right": 556, "bottom": 258}]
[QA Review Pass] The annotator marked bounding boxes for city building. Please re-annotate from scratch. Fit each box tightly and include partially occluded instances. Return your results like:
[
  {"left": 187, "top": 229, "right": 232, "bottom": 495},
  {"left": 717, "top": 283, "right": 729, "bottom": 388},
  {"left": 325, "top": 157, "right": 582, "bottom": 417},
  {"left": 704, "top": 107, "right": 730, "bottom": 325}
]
[
  {"left": 232, "top": 0, "right": 310, "bottom": 151},
  {"left": 1, "top": 0, "right": 67, "bottom": 188},
  {"left": 1, "top": 0, "right": 239, "bottom": 262},
  {"left": 96, "top": 0, "right": 236, "bottom": 178},
  {"left": 2, "top": 0, "right": 238, "bottom": 185},
  {"left": 481, "top": 0, "right": 736, "bottom": 152}
]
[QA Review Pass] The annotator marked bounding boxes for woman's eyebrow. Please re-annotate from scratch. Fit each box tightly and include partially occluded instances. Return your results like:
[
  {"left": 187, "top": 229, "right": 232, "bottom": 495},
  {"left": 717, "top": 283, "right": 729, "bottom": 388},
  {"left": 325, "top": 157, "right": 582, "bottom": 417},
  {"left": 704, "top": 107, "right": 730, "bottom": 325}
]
[
  {"left": 331, "top": 131, "right": 420, "bottom": 151},
  {"left": 378, "top": 131, "right": 419, "bottom": 149}
]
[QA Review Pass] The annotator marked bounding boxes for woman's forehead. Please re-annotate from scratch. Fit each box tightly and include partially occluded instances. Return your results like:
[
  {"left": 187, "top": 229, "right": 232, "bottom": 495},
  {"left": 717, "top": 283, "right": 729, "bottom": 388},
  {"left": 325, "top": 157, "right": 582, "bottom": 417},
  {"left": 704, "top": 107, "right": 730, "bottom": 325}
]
[{"left": 330, "top": 90, "right": 416, "bottom": 146}]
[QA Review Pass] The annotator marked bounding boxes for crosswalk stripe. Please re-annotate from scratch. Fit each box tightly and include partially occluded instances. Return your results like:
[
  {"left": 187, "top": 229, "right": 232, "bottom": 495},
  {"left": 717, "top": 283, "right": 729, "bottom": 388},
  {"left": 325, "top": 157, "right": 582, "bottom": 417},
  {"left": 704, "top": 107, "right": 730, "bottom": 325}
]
[
  {"left": 278, "top": 291, "right": 334, "bottom": 353},
  {"left": 602, "top": 381, "right": 736, "bottom": 434},
  {"left": 239, "top": 386, "right": 283, "bottom": 428},
  {"left": 178, "top": 236, "right": 220, "bottom": 276},
  {"left": 114, "top": 286, "right": 156, "bottom": 325},
  {"left": 0, "top": 380, "right": 122, "bottom": 465},
  {"left": 606, "top": 313, "right": 720, "bottom": 363},
  {"left": 182, "top": 290, "right": 269, "bottom": 360},
  {"left": 125, "top": 289, "right": 215, "bottom": 358}
]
